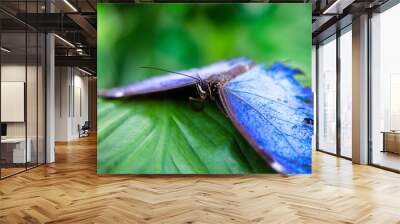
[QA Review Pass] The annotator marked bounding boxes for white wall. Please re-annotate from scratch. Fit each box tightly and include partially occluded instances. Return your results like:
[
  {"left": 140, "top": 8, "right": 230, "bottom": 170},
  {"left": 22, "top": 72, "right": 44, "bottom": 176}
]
[
  {"left": 1, "top": 65, "right": 39, "bottom": 138},
  {"left": 1, "top": 65, "right": 25, "bottom": 133},
  {"left": 55, "top": 67, "right": 69, "bottom": 141},
  {"left": 70, "top": 73, "right": 89, "bottom": 138},
  {"left": 1, "top": 63, "right": 46, "bottom": 164},
  {"left": 1, "top": 65, "right": 26, "bottom": 142},
  {"left": 55, "top": 67, "right": 89, "bottom": 141}
]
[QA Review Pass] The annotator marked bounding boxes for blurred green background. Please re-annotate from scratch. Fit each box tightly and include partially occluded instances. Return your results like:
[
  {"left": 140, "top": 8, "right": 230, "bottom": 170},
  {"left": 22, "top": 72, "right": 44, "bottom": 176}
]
[
  {"left": 98, "top": 3, "right": 311, "bottom": 90},
  {"left": 97, "top": 3, "right": 311, "bottom": 174}
]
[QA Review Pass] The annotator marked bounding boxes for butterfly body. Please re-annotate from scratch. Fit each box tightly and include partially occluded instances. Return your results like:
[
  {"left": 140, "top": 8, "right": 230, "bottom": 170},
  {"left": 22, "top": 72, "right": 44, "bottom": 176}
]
[{"left": 195, "top": 63, "right": 255, "bottom": 102}]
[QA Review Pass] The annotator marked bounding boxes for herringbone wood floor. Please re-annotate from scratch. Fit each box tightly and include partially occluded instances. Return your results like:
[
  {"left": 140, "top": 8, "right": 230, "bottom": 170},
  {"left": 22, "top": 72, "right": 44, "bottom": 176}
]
[{"left": 1, "top": 135, "right": 400, "bottom": 224}]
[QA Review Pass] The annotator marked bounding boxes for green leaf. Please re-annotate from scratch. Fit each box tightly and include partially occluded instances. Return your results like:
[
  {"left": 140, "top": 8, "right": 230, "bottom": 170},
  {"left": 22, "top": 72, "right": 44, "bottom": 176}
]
[{"left": 97, "top": 97, "right": 275, "bottom": 174}]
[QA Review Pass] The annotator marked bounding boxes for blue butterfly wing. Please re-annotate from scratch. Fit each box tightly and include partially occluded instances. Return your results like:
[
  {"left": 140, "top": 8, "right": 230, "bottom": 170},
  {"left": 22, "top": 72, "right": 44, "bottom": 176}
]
[
  {"left": 267, "top": 62, "right": 313, "bottom": 102},
  {"left": 99, "top": 58, "right": 254, "bottom": 98},
  {"left": 220, "top": 64, "right": 313, "bottom": 174}
]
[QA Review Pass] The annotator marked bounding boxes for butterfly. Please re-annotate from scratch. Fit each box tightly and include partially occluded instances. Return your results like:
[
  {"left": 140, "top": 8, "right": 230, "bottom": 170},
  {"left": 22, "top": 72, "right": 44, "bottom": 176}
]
[{"left": 99, "top": 58, "right": 314, "bottom": 174}]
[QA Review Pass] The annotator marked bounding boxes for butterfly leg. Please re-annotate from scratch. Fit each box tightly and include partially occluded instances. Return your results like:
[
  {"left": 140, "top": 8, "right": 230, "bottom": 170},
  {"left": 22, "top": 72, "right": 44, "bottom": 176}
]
[
  {"left": 188, "top": 97, "right": 205, "bottom": 111},
  {"left": 215, "top": 99, "right": 228, "bottom": 117}
]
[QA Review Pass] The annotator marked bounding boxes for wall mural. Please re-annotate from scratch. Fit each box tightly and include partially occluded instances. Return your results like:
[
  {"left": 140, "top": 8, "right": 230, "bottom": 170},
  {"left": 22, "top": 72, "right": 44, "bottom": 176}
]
[{"left": 97, "top": 3, "right": 313, "bottom": 174}]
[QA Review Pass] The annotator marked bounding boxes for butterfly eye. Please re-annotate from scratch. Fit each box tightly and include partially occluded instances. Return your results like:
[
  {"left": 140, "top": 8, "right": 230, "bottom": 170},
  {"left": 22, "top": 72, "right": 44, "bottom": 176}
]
[{"left": 201, "top": 82, "right": 209, "bottom": 91}]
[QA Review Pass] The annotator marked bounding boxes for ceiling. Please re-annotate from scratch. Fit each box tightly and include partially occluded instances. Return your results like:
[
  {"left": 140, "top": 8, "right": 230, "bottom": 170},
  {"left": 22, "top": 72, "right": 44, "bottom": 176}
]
[
  {"left": 312, "top": 0, "right": 390, "bottom": 43},
  {"left": 0, "top": 0, "right": 392, "bottom": 73}
]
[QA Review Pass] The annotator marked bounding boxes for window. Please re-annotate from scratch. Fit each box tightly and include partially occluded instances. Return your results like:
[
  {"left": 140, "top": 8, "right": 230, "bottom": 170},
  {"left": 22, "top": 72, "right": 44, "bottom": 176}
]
[
  {"left": 0, "top": 1, "right": 46, "bottom": 179},
  {"left": 339, "top": 28, "right": 352, "bottom": 158},
  {"left": 317, "top": 36, "right": 337, "bottom": 154},
  {"left": 370, "top": 3, "right": 400, "bottom": 171}
]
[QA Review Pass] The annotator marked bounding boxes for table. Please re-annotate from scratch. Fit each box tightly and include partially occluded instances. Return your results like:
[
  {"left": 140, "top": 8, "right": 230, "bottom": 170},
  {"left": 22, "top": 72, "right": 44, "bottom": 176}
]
[
  {"left": 1, "top": 138, "right": 31, "bottom": 163},
  {"left": 381, "top": 131, "right": 400, "bottom": 154}
]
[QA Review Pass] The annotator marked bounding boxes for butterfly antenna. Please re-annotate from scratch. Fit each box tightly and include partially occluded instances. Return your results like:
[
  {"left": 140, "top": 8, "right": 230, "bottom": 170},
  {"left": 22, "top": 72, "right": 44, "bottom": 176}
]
[
  {"left": 140, "top": 66, "right": 201, "bottom": 81},
  {"left": 195, "top": 73, "right": 203, "bottom": 83}
]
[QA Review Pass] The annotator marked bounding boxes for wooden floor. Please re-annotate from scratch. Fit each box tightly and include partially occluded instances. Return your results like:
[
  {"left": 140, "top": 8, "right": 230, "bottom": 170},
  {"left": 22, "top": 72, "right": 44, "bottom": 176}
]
[
  {"left": 372, "top": 150, "right": 400, "bottom": 171},
  {"left": 1, "top": 135, "right": 400, "bottom": 224},
  {"left": 1, "top": 167, "right": 26, "bottom": 178}
]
